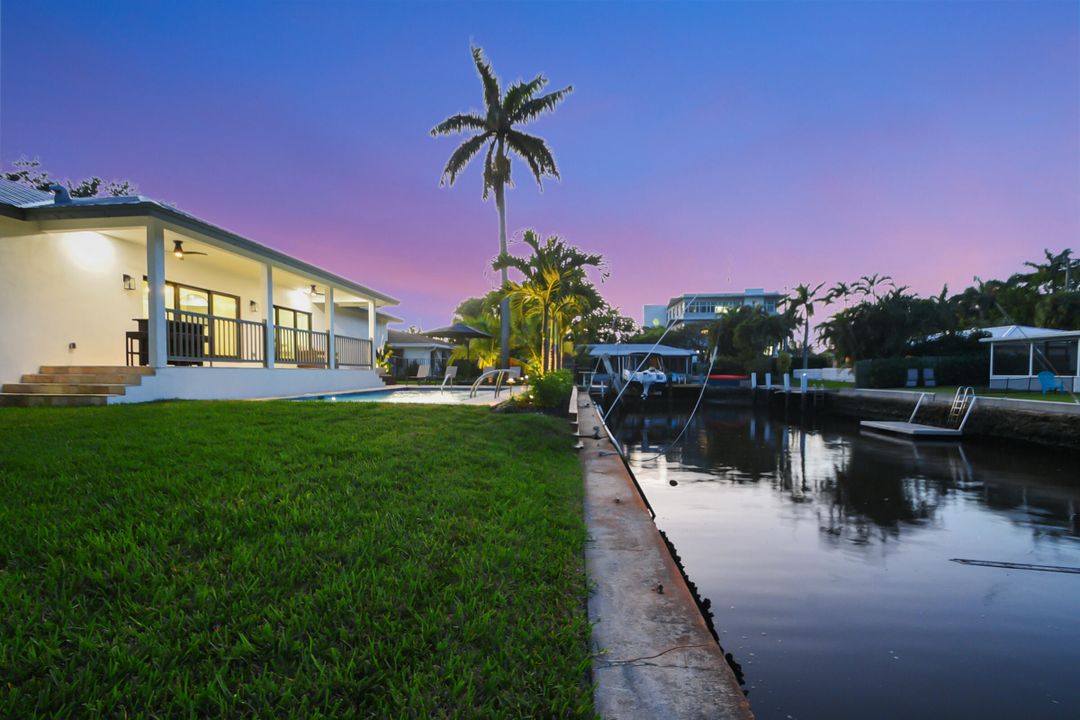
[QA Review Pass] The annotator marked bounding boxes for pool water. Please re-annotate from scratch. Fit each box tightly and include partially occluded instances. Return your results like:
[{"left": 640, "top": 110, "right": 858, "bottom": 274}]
[
  {"left": 297, "top": 386, "right": 515, "bottom": 404},
  {"left": 611, "top": 406, "right": 1080, "bottom": 720}
]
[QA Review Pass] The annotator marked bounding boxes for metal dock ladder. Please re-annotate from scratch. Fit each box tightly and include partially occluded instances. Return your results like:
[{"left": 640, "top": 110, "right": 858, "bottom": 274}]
[{"left": 948, "top": 387, "right": 977, "bottom": 429}]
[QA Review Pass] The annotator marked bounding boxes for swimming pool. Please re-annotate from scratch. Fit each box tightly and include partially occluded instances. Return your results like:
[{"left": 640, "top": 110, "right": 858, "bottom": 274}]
[{"left": 295, "top": 386, "right": 520, "bottom": 405}]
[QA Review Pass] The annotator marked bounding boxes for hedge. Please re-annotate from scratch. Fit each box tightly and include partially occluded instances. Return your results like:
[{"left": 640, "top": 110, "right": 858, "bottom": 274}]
[{"left": 854, "top": 354, "right": 990, "bottom": 389}]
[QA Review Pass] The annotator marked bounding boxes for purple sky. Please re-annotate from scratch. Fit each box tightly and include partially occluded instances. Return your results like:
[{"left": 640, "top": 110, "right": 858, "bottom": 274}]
[{"left": 3, "top": 1, "right": 1077, "bottom": 328}]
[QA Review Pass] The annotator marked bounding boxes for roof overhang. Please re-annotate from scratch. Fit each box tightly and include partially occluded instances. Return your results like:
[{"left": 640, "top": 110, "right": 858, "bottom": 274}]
[{"left": 21, "top": 200, "right": 399, "bottom": 306}]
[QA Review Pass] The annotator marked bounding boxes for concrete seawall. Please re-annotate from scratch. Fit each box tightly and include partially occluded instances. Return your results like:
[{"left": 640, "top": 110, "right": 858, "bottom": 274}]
[
  {"left": 576, "top": 394, "right": 754, "bottom": 719},
  {"left": 827, "top": 389, "right": 1080, "bottom": 451}
]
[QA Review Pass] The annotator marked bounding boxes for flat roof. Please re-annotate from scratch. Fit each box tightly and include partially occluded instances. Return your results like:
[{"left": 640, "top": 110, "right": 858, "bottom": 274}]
[{"left": 588, "top": 343, "right": 698, "bottom": 357}]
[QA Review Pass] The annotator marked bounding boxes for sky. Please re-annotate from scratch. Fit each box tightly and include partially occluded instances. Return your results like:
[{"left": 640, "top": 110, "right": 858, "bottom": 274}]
[{"left": 2, "top": 0, "right": 1078, "bottom": 329}]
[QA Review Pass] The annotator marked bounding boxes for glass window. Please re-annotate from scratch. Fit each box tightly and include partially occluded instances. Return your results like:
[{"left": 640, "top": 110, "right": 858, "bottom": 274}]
[
  {"left": 1041, "top": 340, "right": 1078, "bottom": 376},
  {"left": 993, "top": 343, "right": 1030, "bottom": 375}
]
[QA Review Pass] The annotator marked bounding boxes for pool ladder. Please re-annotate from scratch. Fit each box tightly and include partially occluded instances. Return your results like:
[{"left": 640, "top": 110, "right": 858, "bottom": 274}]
[{"left": 468, "top": 367, "right": 521, "bottom": 399}]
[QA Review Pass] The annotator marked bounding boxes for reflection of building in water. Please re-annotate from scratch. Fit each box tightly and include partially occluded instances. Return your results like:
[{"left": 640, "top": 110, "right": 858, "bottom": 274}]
[{"left": 616, "top": 407, "right": 1080, "bottom": 548}]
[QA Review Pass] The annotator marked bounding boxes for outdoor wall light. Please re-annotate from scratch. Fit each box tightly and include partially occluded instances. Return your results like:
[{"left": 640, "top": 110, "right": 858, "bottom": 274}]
[
  {"left": 122, "top": 273, "right": 136, "bottom": 291},
  {"left": 249, "top": 300, "right": 259, "bottom": 313}
]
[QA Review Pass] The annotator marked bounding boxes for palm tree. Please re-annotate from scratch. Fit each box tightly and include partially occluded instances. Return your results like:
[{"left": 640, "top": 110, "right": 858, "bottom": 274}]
[
  {"left": 494, "top": 230, "right": 604, "bottom": 373},
  {"left": 781, "top": 282, "right": 826, "bottom": 370},
  {"left": 853, "top": 273, "right": 895, "bottom": 301},
  {"left": 432, "top": 46, "right": 573, "bottom": 368}
]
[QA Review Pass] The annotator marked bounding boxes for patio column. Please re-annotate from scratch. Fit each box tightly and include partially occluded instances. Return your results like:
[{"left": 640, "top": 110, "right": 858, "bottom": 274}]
[
  {"left": 1028, "top": 342, "right": 1034, "bottom": 376},
  {"left": 326, "top": 286, "right": 336, "bottom": 370},
  {"left": 263, "top": 264, "right": 275, "bottom": 368},
  {"left": 365, "top": 302, "right": 378, "bottom": 371},
  {"left": 145, "top": 220, "right": 167, "bottom": 368}
]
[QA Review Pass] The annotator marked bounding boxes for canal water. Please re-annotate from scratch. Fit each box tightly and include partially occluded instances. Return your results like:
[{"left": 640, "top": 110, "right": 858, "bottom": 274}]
[{"left": 610, "top": 405, "right": 1080, "bottom": 720}]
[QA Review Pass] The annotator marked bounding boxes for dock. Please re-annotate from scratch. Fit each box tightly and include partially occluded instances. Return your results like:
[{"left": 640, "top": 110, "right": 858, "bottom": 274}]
[{"left": 860, "top": 420, "right": 963, "bottom": 438}]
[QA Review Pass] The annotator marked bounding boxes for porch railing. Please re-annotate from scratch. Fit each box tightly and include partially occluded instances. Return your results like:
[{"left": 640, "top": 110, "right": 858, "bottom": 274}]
[
  {"left": 336, "top": 335, "right": 373, "bottom": 368},
  {"left": 128, "top": 313, "right": 372, "bottom": 370},
  {"left": 166, "top": 309, "right": 266, "bottom": 365},
  {"left": 274, "top": 325, "right": 329, "bottom": 367}
]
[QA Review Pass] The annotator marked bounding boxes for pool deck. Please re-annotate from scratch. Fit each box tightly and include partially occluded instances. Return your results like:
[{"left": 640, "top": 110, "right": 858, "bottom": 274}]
[{"left": 576, "top": 394, "right": 754, "bottom": 719}]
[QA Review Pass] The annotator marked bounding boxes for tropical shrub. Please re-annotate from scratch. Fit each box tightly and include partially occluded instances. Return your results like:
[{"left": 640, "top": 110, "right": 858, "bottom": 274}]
[
  {"left": 854, "top": 355, "right": 990, "bottom": 388},
  {"left": 530, "top": 369, "right": 575, "bottom": 410}
]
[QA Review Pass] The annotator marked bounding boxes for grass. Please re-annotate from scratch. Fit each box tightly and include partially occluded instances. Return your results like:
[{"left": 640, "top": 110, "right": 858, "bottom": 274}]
[
  {"left": 880, "top": 385, "right": 1079, "bottom": 403},
  {"left": 0, "top": 402, "right": 593, "bottom": 718}
]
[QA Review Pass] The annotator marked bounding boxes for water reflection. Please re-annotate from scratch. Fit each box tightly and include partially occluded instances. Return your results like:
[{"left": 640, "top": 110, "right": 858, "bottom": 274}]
[
  {"left": 610, "top": 406, "right": 1080, "bottom": 720},
  {"left": 614, "top": 406, "right": 1080, "bottom": 550}
]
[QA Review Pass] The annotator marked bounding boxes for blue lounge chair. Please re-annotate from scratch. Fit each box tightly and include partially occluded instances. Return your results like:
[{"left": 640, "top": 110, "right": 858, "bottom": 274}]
[
  {"left": 923, "top": 368, "right": 936, "bottom": 388},
  {"left": 1037, "top": 371, "right": 1066, "bottom": 395},
  {"left": 905, "top": 368, "right": 918, "bottom": 388}
]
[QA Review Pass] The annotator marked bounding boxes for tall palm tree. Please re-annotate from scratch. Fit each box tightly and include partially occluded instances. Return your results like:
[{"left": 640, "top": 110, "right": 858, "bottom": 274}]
[
  {"left": 432, "top": 46, "right": 573, "bottom": 368},
  {"left": 781, "top": 282, "right": 826, "bottom": 370}
]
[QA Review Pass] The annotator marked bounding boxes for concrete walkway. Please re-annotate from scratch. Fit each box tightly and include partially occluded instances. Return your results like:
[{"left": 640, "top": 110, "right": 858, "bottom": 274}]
[{"left": 576, "top": 395, "right": 754, "bottom": 719}]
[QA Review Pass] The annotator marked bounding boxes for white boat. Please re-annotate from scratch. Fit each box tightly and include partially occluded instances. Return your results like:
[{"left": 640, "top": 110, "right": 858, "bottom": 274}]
[{"left": 622, "top": 367, "right": 667, "bottom": 398}]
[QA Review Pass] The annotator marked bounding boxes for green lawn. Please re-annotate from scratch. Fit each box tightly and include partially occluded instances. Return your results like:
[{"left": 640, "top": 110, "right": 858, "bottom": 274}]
[{"left": 0, "top": 402, "right": 593, "bottom": 718}]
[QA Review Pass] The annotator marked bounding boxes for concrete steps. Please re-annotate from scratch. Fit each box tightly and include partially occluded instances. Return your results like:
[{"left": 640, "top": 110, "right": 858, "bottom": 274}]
[
  {"left": 22, "top": 372, "right": 149, "bottom": 384},
  {"left": 0, "top": 393, "right": 111, "bottom": 407},
  {"left": 0, "top": 365, "right": 153, "bottom": 407},
  {"left": 2, "top": 383, "right": 127, "bottom": 395}
]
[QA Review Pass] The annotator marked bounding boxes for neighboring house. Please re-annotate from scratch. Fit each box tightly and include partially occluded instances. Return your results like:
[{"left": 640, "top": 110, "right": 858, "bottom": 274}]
[
  {"left": 980, "top": 325, "right": 1080, "bottom": 392},
  {"left": 645, "top": 288, "right": 784, "bottom": 326},
  {"left": 0, "top": 179, "right": 402, "bottom": 404},
  {"left": 386, "top": 329, "right": 453, "bottom": 376}
]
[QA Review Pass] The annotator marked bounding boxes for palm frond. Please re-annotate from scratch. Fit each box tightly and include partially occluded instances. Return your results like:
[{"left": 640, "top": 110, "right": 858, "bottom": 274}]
[
  {"left": 471, "top": 46, "right": 501, "bottom": 113},
  {"left": 504, "top": 130, "right": 559, "bottom": 187},
  {"left": 509, "top": 85, "right": 573, "bottom": 124},
  {"left": 431, "top": 113, "right": 487, "bottom": 137},
  {"left": 439, "top": 132, "right": 491, "bottom": 187},
  {"left": 503, "top": 75, "right": 547, "bottom": 119}
]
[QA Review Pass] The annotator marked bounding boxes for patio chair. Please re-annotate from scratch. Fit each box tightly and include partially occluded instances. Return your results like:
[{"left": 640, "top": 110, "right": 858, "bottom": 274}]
[
  {"left": 1037, "top": 371, "right": 1066, "bottom": 395},
  {"left": 905, "top": 368, "right": 918, "bottom": 388},
  {"left": 439, "top": 365, "right": 459, "bottom": 389},
  {"left": 410, "top": 363, "right": 430, "bottom": 383},
  {"left": 922, "top": 367, "right": 936, "bottom": 388}
]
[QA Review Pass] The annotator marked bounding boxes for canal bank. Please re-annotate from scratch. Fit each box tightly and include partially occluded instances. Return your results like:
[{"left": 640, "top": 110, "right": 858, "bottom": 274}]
[
  {"left": 823, "top": 389, "right": 1080, "bottom": 451},
  {"left": 575, "top": 393, "right": 754, "bottom": 719}
]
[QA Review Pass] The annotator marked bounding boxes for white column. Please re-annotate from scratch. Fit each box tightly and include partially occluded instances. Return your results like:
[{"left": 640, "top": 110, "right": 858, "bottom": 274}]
[
  {"left": 365, "top": 297, "right": 378, "bottom": 369},
  {"left": 263, "top": 264, "right": 275, "bottom": 368},
  {"left": 326, "top": 286, "right": 336, "bottom": 370},
  {"left": 989, "top": 343, "right": 995, "bottom": 377},
  {"left": 1028, "top": 342, "right": 1034, "bottom": 376},
  {"left": 145, "top": 220, "right": 167, "bottom": 368}
]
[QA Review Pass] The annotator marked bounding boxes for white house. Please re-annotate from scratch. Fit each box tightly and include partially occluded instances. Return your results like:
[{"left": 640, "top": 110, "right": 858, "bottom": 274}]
[
  {"left": 0, "top": 180, "right": 403, "bottom": 405},
  {"left": 645, "top": 288, "right": 784, "bottom": 327},
  {"left": 386, "top": 329, "right": 453, "bottom": 376},
  {"left": 981, "top": 325, "right": 1080, "bottom": 392}
]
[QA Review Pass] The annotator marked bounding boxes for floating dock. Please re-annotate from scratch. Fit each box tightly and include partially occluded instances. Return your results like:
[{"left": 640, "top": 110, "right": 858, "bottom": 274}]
[{"left": 860, "top": 420, "right": 963, "bottom": 438}]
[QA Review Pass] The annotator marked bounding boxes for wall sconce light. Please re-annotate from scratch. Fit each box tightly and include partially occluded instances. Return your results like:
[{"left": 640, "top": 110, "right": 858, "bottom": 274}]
[
  {"left": 249, "top": 300, "right": 259, "bottom": 313},
  {"left": 122, "top": 273, "right": 136, "bottom": 291}
]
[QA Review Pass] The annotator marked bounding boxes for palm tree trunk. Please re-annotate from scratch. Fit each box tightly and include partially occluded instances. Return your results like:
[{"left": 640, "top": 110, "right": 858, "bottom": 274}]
[
  {"left": 495, "top": 181, "right": 510, "bottom": 369},
  {"left": 541, "top": 304, "right": 550, "bottom": 374},
  {"left": 802, "top": 320, "right": 810, "bottom": 370}
]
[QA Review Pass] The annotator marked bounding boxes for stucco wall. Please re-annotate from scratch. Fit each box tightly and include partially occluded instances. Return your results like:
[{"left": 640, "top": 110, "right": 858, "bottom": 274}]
[{"left": 114, "top": 366, "right": 385, "bottom": 403}]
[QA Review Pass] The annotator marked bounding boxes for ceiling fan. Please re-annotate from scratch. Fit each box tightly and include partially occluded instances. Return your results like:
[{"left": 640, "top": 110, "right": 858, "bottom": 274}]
[{"left": 172, "top": 240, "right": 207, "bottom": 260}]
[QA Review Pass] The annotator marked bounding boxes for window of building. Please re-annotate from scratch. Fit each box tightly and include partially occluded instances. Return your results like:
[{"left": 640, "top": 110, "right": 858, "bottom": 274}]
[
  {"left": 993, "top": 343, "right": 1030, "bottom": 375},
  {"left": 1041, "top": 340, "right": 1078, "bottom": 376}
]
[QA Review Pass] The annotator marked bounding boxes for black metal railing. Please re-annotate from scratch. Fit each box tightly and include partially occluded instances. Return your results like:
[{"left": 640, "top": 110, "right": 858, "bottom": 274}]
[
  {"left": 165, "top": 309, "right": 266, "bottom": 365},
  {"left": 274, "top": 325, "right": 329, "bottom": 367},
  {"left": 335, "top": 335, "right": 373, "bottom": 368}
]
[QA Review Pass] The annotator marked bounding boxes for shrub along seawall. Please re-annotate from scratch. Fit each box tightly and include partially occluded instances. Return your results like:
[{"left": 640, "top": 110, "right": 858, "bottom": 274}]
[{"left": 854, "top": 354, "right": 990, "bottom": 389}]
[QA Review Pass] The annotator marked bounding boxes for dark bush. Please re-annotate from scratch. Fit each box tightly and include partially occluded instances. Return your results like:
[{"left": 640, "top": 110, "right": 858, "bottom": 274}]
[
  {"left": 530, "top": 369, "right": 575, "bottom": 410},
  {"left": 855, "top": 354, "right": 990, "bottom": 388},
  {"left": 451, "top": 359, "right": 480, "bottom": 380}
]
